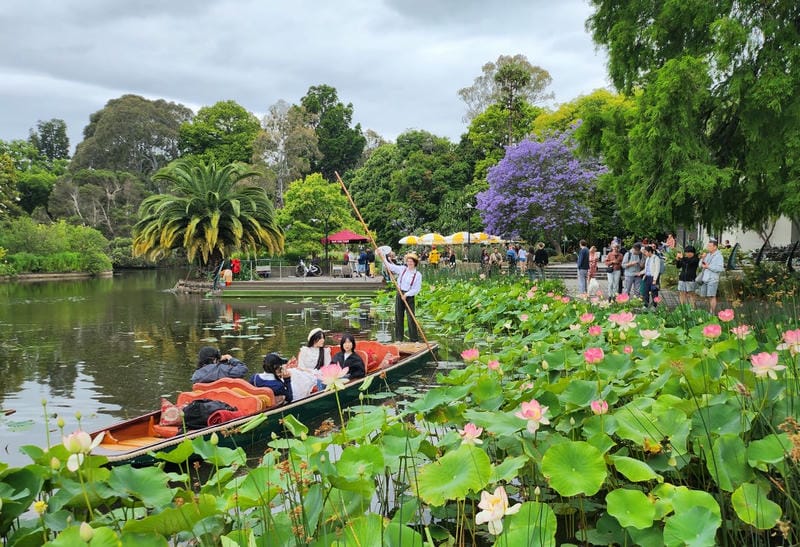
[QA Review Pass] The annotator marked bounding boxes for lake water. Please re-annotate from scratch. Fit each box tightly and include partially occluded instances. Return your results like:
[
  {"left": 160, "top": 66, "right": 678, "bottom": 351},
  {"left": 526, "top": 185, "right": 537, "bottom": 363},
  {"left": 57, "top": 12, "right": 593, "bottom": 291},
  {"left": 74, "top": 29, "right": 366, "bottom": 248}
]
[{"left": 0, "top": 270, "right": 434, "bottom": 467}]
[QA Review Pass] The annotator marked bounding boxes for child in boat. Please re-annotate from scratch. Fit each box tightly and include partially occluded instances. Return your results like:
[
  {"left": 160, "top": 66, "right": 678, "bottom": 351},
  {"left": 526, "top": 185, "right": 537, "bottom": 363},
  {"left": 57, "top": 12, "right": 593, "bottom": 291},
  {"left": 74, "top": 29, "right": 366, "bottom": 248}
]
[
  {"left": 331, "top": 333, "right": 365, "bottom": 380},
  {"left": 191, "top": 346, "right": 249, "bottom": 384},
  {"left": 251, "top": 352, "right": 293, "bottom": 403}
]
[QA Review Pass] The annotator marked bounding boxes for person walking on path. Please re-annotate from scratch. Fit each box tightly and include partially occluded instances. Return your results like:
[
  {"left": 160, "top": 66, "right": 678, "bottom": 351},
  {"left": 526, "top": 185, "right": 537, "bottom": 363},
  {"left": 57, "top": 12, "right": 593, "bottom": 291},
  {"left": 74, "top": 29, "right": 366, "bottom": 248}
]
[
  {"left": 622, "top": 243, "right": 643, "bottom": 296},
  {"left": 604, "top": 243, "right": 623, "bottom": 300},
  {"left": 533, "top": 242, "right": 548, "bottom": 281},
  {"left": 378, "top": 250, "right": 422, "bottom": 342},
  {"left": 698, "top": 238, "right": 725, "bottom": 314},
  {"left": 576, "top": 240, "right": 589, "bottom": 295}
]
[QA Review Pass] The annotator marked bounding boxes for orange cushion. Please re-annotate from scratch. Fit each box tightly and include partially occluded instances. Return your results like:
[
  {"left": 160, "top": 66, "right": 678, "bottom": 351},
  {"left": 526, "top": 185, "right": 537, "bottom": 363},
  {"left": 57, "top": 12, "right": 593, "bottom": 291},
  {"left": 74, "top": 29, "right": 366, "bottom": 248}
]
[
  {"left": 192, "top": 377, "right": 275, "bottom": 400},
  {"left": 153, "top": 424, "right": 180, "bottom": 438},
  {"left": 177, "top": 387, "right": 263, "bottom": 415},
  {"left": 357, "top": 342, "right": 399, "bottom": 370}
]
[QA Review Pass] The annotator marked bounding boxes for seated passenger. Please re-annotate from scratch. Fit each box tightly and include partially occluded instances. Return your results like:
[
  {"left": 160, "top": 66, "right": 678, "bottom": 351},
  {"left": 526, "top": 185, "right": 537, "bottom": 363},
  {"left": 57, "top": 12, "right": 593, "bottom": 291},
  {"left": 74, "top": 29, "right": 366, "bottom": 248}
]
[
  {"left": 191, "top": 346, "right": 248, "bottom": 384},
  {"left": 331, "top": 333, "right": 365, "bottom": 380},
  {"left": 251, "top": 352, "right": 293, "bottom": 403},
  {"left": 287, "top": 328, "right": 331, "bottom": 398}
]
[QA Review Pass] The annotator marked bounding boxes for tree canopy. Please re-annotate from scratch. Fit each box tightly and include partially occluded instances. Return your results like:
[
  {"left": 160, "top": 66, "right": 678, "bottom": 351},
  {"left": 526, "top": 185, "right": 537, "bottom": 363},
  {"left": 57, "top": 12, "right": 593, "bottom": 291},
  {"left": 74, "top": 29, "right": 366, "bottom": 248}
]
[
  {"left": 588, "top": 0, "right": 800, "bottom": 232},
  {"left": 132, "top": 158, "right": 283, "bottom": 267},
  {"left": 179, "top": 100, "right": 261, "bottom": 166},
  {"left": 28, "top": 119, "right": 70, "bottom": 162},
  {"left": 72, "top": 95, "right": 192, "bottom": 178}
]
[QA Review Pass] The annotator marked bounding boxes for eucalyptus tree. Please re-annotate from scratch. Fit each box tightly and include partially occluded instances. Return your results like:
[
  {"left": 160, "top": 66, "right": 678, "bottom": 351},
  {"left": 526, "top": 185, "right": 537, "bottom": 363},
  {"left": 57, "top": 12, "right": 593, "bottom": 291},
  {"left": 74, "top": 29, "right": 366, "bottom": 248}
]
[{"left": 132, "top": 158, "right": 283, "bottom": 268}]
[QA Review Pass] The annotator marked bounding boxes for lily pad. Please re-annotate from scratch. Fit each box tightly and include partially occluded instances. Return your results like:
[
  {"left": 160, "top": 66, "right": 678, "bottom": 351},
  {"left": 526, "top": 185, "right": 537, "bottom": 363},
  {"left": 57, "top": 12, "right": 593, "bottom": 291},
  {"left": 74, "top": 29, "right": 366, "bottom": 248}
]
[
  {"left": 606, "top": 488, "right": 655, "bottom": 529},
  {"left": 731, "top": 482, "right": 782, "bottom": 529},
  {"left": 663, "top": 506, "right": 719, "bottom": 547},
  {"left": 541, "top": 440, "right": 607, "bottom": 497},
  {"left": 416, "top": 444, "right": 491, "bottom": 506}
]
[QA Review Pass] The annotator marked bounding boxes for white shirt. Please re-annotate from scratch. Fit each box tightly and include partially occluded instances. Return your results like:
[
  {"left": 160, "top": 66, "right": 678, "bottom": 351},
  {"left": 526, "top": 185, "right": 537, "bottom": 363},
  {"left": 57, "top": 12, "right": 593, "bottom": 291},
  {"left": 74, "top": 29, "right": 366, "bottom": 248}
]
[{"left": 384, "top": 262, "right": 422, "bottom": 297}]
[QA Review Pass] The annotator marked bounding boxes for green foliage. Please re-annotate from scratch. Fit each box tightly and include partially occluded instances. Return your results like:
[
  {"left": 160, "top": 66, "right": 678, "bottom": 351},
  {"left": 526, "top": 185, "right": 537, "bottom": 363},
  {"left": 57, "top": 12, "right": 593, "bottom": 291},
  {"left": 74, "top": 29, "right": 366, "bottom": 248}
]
[
  {"left": 28, "top": 118, "right": 70, "bottom": 162},
  {"left": 300, "top": 84, "right": 366, "bottom": 180},
  {"left": 72, "top": 94, "right": 192, "bottom": 177},
  {"left": 132, "top": 158, "right": 283, "bottom": 267},
  {"left": 0, "top": 152, "right": 21, "bottom": 219},
  {"left": 179, "top": 100, "right": 261, "bottom": 165}
]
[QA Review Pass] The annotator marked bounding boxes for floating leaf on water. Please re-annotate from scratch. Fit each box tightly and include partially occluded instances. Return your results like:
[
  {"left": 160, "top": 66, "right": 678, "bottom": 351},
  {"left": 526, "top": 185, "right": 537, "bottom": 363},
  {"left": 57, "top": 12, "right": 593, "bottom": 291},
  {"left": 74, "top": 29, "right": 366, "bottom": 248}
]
[
  {"left": 7, "top": 419, "right": 36, "bottom": 432},
  {"left": 201, "top": 338, "right": 218, "bottom": 343},
  {"left": 542, "top": 440, "right": 607, "bottom": 497},
  {"left": 140, "top": 345, "right": 154, "bottom": 349},
  {"left": 247, "top": 336, "right": 264, "bottom": 340},
  {"left": 134, "top": 339, "right": 147, "bottom": 343}
]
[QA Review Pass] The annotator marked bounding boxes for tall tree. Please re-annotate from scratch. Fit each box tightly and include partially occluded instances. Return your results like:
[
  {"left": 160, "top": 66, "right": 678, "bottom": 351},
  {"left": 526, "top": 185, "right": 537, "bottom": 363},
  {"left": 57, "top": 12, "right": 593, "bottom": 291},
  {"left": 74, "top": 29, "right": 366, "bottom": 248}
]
[
  {"left": 179, "top": 100, "right": 261, "bottom": 166},
  {"left": 252, "top": 100, "right": 321, "bottom": 205},
  {"left": 0, "top": 153, "right": 21, "bottom": 219},
  {"left": 588, "top": 0, "right": 800, "bottom": 233},
  {"left": 300, "top": 85, "right": 366, "bottom": 179},
  {"left": 458, "top": 54, "right": 554, "bottom": 123},
  {"left": 132, "top": 158, "right": 283, "bottom": 268},
  {"left": 28, "top": 119, "right": 70, "bottom": 162},
  {"left": 72, "top": 95, "right": 193, "bottom": 178},
  {"left": 477, "top": 132, "right": 606, "bottom": 253}
]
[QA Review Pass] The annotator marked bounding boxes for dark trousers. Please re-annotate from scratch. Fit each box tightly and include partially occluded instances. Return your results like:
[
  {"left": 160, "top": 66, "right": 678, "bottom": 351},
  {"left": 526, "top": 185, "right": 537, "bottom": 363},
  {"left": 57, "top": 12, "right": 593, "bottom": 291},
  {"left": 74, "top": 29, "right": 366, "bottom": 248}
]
[
  {"left": 643, "top": 275, "right": 659, "bottom": 307},
  {"left": 395, "top": 293, "right": 418, "bottom": 342}
]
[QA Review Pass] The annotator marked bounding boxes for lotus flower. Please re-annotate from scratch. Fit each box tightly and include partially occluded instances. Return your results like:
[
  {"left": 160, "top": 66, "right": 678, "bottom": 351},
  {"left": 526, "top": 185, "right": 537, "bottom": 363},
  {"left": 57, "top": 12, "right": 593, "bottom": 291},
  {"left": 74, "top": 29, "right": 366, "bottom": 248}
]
[
  {"left": 751, "top": 352, "right": 785, "bottom": 379},
  {"left": 475, "top": 485, "right": 521, "bottom": 535},
  {"left": 615, "top": 293, "right": 630, "bottom": 303},
  {"left": 777, "top": 329, "right": 800, "bottom": 355},
  {"left": 731, "top": 325, "right": 751, "bottom": 340},
  {"left": 461, "top": 348, "right": 480, "bottom": 362},
  {"left": 717, "top": 309, "right": 735, "bottom": 322},
  {"left": 561, "top": 296, "right": 571, "bottom": 304},
  {"left": 588, "top": 325, "right": 602, "bottom": 337},
  {"left": 526, "top": 290, "right": 535, "bottom": 299},
  {"left": 590, "top": 400, "right": 609, "bottom": 415},
  {"left": 487, "top": 360, "right": 500, "bottom": 370},
  {"left": 609, "top": 312, "right": 636, "bottom": 330},
  {"left": 584, "top": 347, "right": 605, "bottom": 364},
  {"left": 515, "top": 399, "right": 550, "bottom": 434},
  {"left": 519, "top": 314, "right": 529, "bottom": 322},
  {"left": 639, "top": 329, "right": 660, "bottom": 346},
  {"left": 62, "top": 430, "right": 104, "bottom": 472},
  {"left": 458, "top": 423, "right": 483, "bottom": 445},
  {"left": 319, "top": 363, "right": 349, "bottom": 390},
  {"left": 702, "top": 324, "right": 722, "bottom": 339},
  {"left": 623, "top": 345, "right": 633, "bottom": 354}
]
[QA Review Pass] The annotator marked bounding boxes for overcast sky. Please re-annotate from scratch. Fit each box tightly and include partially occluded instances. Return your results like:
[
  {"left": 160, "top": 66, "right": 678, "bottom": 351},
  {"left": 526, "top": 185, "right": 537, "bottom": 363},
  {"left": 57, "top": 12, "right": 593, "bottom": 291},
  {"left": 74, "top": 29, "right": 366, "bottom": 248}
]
[{"left": 0, "top": 0, "right": 610, "bottom": 150}]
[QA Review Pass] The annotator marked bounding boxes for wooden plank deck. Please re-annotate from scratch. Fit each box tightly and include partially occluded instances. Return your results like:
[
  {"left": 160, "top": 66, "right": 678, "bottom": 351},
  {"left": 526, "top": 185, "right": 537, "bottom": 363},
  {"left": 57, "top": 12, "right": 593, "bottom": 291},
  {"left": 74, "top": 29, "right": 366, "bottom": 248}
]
[{"left": 217, "top": 276, "right": 386, "bottom": 297}]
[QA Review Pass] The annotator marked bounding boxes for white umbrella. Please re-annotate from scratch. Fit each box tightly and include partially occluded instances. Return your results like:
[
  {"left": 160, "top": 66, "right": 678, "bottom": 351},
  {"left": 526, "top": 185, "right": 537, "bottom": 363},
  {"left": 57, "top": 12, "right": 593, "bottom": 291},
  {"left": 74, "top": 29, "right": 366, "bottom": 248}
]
[
  {"left": 399, "top": 235, "right": 420, "bottom": 245},
  {"left": 419, "top": 233, "right": 447, "bottom": 245}
]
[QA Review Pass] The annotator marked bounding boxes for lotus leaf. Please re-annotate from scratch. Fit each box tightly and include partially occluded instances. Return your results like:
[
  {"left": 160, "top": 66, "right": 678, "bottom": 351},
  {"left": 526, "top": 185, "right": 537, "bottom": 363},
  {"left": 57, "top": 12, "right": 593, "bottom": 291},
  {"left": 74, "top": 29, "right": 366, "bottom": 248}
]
[
  {"left": 223, "top": 467, "right": 281, "bottom": 510},
  {"left": 541, "top": 440, "right": 607, "bottom": 496},
  {"left": 345, "top": 406, "right": 388, "bottom": 440},
  {"left": 491, "top": 455, "right": 528, "bottom": 483},
  {"left": 123, "top": 493, "right": 219, "bottom": 535},
  {"left": 500, "top": 501, "right": 557, "bottom": 546},
  {"left": 663, "top": 506, "right": 720, "bottom": 547},
  {"left": 108, "top": 465, "right": 176, "bottom": 508},
  {"left": 606, "top": 488, "right": 655, "bottom": 529},
  {"left": 416, "top": 444, "right": 491, "bottom": 506},
  {"left": 336, "top": 444, "right": 385, "bottom": 479},
  {"left": 558, "top": 379, "right": 599, "bottom": 407},
  {"left": 731, "top": 482, "right": 782, "bottom": 529},
  {"left": 281, "top": 414, "right": 309, "bottom": 437},
  {"left": 690, "top": 402, "right": 752, "bottom": 437},
  {"left": 152, "top": 438, "right": 195, "bottom": 463},
  {"left": 610, "top": 455, "right": 660, "bottom": 482},
  {"left": 746, "top": 433, "right": 791, "bottom": 470},
  {"left": 703, "top": 434, "right": 753, "bottom": 492},
  {"left": 462, "top": 408, "right": 526, "bottom": 436},
  {"left": 472, "top": 375, "right": 505, "bottom": 410}
]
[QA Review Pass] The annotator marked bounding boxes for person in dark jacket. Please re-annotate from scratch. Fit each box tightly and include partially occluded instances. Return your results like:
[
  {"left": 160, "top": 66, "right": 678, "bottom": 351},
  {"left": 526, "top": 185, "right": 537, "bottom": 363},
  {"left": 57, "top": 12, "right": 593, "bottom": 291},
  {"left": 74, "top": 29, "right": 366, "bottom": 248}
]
[
  {"left": 330, "top": 333, "right": 365, "bottom": 379},
  {"left": 675, "top": 245, "right": 700, "bottom": 306},
  {"left": 251, "top": 352, "right": 293, "bottom": 402},
  {"left": 576, "top": 239, "right": 590, "bottom": 294},
  {"left": 532, "top": 242, "right": 549, "bottom": 281},
  {"left": 191, "top": 346, "right": 249, "bottom": 384}
]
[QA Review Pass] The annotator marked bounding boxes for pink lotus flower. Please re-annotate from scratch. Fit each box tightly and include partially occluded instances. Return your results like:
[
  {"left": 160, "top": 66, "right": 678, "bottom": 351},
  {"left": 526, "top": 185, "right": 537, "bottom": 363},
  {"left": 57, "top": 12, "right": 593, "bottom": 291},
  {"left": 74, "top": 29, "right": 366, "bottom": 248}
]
[
  {"left": 569, "top": 323, "right": 581, "bottom": 331},
  {"left": 515, "top": 399, "right": 550, "bottom": 434},
  {"left": 475, "top": 485, "right": 522, "bottom": 535},
  {"left": 609, "top": 312, "right": 636, "bottom": 330},
  {"left": 319, "top": 363, "right": 349, "bottom": 390},
  {"left": 639, "top": 329, "right": 660, "bottom": 347},
  {"left": 461, "top": 348, "right": 480, "bottom": 362},
  {"left": 731, "top": 325, "right": 751, "bottom": 339},
  {"left": 615, "top": 293, "right": 630, "bottom": 303},
  {"left": 750, "top": 352, "right": 785, "bottom": 379},
  {"left": 623, "top": 345, "right": 633, "bottom": 354},
  {"left": 580, "top": 313, "right": 595, "bottom": 324},
  {"left": 521, "top": 382, "right": 534, "bottom": 390},
  {"left": 546, "top": 292, "right": 554, "bottom": 298},
  {"left": 561, "top": 296, "right": 571, "bottom": 304},
  {"left": 526, "top": 290, "right": 535, "bottom": 299},
  {"left": 777, "top": 329, "right": 800, "bottom": 355},
  {"left": 716, "top": 309, "right": 735, "bottom": 322},
  {"left": 487, "top": 360, "right": 500, "bottom": 370},
  {"left": 702, "top": 324, "right": 722, "bottom": 339},
  {"left": 458, "top": 423, "right": 484, "bottom": 445},
  {"left": 584, "top": 347, "right": 605, "bottom": 364},
  {"left": 653, "top": 296, "right": 661, "bottom": 304},
  {"left": 588, "top": 325, "right": 603, "bottom": 336},
  {"left": 519, "top": 314, "right": 529, "bottom": 322},
  {"left": 590, "top": 297, "right": 600, "bottom": 304},
  {"left": 590, "top": 400, "right": 609, "bottom": 415}
]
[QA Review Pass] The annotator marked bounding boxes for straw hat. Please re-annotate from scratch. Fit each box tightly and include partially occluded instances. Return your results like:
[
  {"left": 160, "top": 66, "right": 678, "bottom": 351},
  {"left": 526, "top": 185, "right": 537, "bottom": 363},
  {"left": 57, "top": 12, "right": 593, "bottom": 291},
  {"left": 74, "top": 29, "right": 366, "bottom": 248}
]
[{"left": 405, "top": 252, "right": 419, "bottom": 266}]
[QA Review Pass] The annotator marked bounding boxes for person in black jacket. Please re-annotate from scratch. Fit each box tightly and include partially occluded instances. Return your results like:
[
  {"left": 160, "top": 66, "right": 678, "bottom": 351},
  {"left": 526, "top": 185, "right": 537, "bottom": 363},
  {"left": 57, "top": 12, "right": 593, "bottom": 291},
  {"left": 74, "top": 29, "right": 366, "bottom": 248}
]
[
  {"left": 675, "top": 245, "right": 700, "bottom": 306},
  {"left": 191, "top": 346, "right": 248, "bottom": 384},
  {"left": 251, "top": 352, "right": 293, "bottom": 403},
  {"left": 532, "top": 242, "right": 549, "bottom": 281},
  {"left": 330, "top": 333, "right": 365, "bottom": 380}
]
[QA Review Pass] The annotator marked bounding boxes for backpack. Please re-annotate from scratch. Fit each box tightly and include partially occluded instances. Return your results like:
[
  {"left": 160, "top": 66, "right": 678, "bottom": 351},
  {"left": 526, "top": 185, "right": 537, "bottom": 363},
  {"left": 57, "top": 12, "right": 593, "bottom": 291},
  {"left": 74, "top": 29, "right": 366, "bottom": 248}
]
[{"left": 182, "top": 399, "right": 236, "bottom": 431}]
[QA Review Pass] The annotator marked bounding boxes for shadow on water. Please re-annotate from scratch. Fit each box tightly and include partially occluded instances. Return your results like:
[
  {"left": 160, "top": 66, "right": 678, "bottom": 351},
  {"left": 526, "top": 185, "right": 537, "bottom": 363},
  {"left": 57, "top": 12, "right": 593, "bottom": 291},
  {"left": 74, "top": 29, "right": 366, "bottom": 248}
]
[{"left": 0, "top": 269, "right": 459, "bottom": 467}]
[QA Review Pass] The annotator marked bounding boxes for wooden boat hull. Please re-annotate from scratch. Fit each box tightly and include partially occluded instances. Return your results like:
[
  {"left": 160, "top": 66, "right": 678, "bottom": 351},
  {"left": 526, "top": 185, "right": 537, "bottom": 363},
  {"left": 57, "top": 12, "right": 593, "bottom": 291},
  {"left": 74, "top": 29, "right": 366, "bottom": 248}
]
[{"left": 91, "top": 342, "right": 436, "bottom": 465}]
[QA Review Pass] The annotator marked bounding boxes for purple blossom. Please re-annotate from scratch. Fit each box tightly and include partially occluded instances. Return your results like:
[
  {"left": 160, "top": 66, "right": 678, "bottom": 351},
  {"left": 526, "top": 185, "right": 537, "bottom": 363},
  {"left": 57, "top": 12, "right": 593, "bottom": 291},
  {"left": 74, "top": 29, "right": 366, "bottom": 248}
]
[{"left": 477, "top": 131, "right": 606, "bottom": 240}]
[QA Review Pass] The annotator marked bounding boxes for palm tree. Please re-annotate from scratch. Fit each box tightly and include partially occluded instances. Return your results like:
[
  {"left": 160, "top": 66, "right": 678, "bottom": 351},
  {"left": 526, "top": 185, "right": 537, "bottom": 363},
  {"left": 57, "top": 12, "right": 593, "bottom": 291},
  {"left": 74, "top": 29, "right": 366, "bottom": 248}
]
[{"left": 132, "top": 158, "right": 283, "bottom": 268}]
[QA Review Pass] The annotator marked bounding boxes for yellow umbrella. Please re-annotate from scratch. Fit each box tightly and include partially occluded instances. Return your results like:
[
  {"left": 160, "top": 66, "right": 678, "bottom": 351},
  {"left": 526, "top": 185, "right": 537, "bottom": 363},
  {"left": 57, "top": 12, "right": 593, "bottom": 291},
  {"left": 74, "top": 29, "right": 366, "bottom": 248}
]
[
  {"left": 419, "top": 233, "right": 447, "bottom": 245},
  {"left": 471, "top": 232, "right": 490, "bottom": 243},
  {"left": 399, "top": 235, "right": 420, "bottom": 245},
  {"left": 448, "top": 231, "right": 471, "bottom": 244},
  {"left": 487, "top": 235, "right": 505, "bottom": 245}
]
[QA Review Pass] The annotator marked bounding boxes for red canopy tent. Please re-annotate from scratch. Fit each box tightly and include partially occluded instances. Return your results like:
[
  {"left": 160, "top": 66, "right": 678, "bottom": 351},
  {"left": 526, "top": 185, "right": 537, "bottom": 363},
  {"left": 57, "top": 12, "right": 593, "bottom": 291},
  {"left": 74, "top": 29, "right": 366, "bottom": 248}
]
[{"left": 321, "top": 229, "right": 370, "bottom": 244}]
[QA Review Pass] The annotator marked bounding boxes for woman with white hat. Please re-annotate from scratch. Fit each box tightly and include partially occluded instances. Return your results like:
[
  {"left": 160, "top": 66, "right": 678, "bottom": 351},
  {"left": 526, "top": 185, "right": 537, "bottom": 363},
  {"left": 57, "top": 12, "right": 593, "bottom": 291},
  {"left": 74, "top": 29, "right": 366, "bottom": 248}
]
[{"left": 286, "top": 328, "right": 330, "bottom": 398}]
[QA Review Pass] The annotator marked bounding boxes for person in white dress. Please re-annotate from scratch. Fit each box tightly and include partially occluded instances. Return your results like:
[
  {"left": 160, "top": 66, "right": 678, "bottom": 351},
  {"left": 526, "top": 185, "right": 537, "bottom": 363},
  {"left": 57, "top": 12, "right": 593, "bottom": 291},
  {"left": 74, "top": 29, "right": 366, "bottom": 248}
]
[{"left": 286, "top": 328, "right": 330, "bottom": 398}]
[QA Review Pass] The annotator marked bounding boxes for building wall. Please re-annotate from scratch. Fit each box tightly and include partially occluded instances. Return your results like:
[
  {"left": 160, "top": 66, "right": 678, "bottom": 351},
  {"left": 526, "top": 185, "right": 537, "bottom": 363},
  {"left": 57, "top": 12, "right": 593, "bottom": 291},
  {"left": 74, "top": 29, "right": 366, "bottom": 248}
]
[{"left": 720, "top": 216, "right": 796, "bottom": 251}]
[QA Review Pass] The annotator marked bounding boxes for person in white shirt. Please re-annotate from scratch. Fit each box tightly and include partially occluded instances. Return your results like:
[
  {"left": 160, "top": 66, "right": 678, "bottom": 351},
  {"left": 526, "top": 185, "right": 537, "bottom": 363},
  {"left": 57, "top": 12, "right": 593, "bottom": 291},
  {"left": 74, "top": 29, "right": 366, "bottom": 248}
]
[
  {"left": 698, "top": 238, "right": 725, "bottom": 314},
  {"left": 378, "top": 250, "right": 422, "bottom": 342}
]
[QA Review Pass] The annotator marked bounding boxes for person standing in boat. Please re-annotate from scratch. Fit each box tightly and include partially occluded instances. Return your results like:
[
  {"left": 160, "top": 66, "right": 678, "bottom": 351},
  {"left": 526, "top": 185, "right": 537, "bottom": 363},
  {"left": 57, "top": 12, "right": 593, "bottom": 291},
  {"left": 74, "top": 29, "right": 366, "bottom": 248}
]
[
  {"left": 191, "top": 346, "right": 249, "bottom": 384},
  {"left": 251, "top": 352, "right": 293, "bottom": 402},
  {"left": 331, "top": 333, "right": 365, "bottom": 380},
  {"left": 286, "top": 328, "right": 331, "bottom": 398},
  {"left": 378, "top": 249, "right": 422, "bottom": 343}
]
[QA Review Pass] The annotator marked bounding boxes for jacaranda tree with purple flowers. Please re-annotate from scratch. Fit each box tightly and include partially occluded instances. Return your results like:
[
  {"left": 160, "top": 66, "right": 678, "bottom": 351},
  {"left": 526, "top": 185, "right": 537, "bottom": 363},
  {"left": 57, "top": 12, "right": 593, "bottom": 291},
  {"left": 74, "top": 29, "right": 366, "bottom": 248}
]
[{"left": 477, "top": 131, "right": 606, "bottom": 253}]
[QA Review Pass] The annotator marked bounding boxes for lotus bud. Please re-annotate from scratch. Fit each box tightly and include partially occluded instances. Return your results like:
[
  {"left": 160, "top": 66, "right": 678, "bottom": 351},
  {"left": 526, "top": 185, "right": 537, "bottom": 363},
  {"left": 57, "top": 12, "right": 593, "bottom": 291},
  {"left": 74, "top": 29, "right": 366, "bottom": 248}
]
[
  {"left": 57, "top": 416, "right": 65, "bottom": 429},
  {"left": 668, "top": 456, "right": 677, "bottom": 467},
  {"left": 50, "top": 457, "right": 61, "bottom": 470},
  {"left": 41, "top": 398, "right": 48, "bottom": 407},
  {"left": 359, "top": 392, "right": 364, "bottom": 402},
  {"left": 619, "top": 332, "right": 626, "bottom": 340},
  {"left": 569, "top": 417, "right": 575, "bottom": 426},
  {"left": 541, "top": 360, "right": 549, "bottom": 370},
  {"left": 79, "top": 522, "right": 94, "bottom": 542},
  {"left": 271, "top": 432, "right": 278, "bottom": 440},
  {"left": 210, "top": 432, "right": 219, "bottom": 446},
  {"left": 534, "top": 486, "right": 541, "bottom": 498},
  {"left": 75, "top": 411, "right": 82, "bottom": 421}
]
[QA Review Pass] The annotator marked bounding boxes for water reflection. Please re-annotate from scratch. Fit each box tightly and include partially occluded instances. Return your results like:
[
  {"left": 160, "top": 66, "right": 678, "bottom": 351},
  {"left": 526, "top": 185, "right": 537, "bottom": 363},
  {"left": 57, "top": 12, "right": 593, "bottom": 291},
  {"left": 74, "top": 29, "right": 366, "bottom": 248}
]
[{"left": 0, "top": 270, "right": 395, "bottom": 466}]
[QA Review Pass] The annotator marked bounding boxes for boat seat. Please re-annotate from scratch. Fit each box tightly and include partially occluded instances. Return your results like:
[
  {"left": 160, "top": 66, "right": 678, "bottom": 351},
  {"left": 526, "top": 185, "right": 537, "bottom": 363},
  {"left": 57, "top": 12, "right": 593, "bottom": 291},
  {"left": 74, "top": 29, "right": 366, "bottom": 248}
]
[
  {"left": 192, "top": 377, "right": 276, "bottom": 401},
  {"left": 357, "top": 341, "right": 400, "bottom": 372},
  {"left": 177, "top": 387, "right": 270, "bottom": 415}
]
